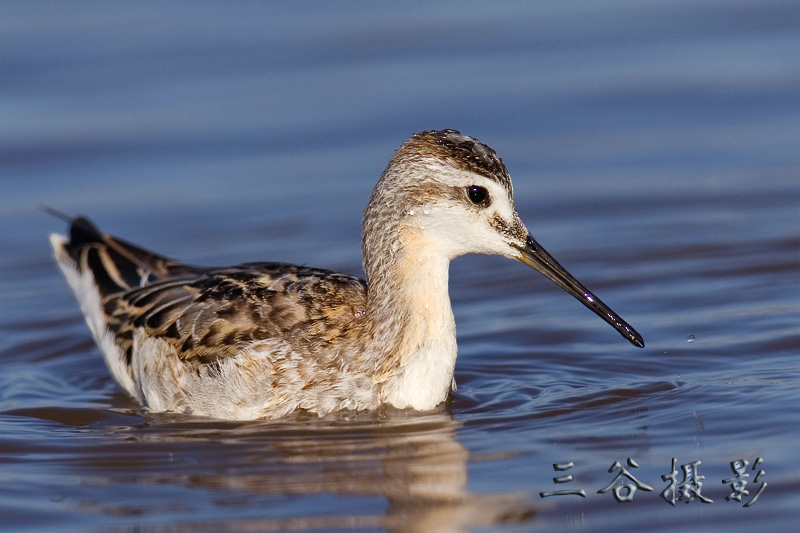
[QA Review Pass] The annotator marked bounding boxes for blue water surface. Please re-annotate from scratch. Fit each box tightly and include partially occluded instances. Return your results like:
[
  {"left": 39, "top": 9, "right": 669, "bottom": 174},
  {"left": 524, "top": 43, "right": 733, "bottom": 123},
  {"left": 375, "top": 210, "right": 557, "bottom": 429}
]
[{"left": 1, "top": 1, "right": 798, "bottom": 531}]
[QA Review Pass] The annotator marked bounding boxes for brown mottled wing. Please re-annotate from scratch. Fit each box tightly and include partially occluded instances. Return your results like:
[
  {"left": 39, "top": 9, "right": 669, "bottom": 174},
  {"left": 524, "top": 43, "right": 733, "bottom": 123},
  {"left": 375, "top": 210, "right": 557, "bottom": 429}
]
[
  {"left": 107, "top": 263, "right": 368, "bottom": 371},
  {"left": 60, "top": 216, "right": 368, "bottom": 373}
]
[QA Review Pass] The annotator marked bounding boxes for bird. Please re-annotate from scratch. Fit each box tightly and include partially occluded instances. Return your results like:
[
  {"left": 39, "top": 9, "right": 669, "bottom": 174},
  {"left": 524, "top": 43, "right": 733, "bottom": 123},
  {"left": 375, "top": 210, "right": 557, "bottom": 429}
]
[{"left": 50, "top": 129, "right": 644, "bottom": 420}]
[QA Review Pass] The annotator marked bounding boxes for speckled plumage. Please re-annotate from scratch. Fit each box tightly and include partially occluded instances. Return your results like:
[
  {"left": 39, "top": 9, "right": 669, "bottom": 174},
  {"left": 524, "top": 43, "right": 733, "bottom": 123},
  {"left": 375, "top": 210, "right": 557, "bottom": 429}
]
[{"left": 51, "top": 130, "right": 643, "bottom": 420}]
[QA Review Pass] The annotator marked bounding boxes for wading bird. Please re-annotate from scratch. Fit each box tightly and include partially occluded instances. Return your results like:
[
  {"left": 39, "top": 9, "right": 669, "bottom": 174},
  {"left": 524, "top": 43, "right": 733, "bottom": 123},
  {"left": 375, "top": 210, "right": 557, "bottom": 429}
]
[{"left": 51, "top": 130, "right": 643, "bottom": 420}]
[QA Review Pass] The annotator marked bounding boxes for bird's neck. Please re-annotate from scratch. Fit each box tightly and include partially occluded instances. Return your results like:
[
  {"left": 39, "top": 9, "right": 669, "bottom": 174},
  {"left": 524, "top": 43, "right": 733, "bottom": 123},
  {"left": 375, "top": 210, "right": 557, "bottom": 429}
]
[{"left": 364, "top": 224, "right": 458, "bottom": 411}]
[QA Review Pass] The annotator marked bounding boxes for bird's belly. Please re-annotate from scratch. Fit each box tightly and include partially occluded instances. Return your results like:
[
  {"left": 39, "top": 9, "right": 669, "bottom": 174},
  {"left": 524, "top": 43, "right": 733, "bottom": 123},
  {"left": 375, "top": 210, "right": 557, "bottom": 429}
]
[{"left": 380, "top": 333, "right": 458, "bottom": 411}]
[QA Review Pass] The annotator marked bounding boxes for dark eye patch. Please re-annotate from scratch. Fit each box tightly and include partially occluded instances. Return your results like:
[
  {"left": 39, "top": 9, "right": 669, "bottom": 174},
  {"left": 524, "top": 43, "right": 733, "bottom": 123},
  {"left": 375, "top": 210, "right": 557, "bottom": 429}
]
[{"left": 467, "top": 185, "right": 490, "bottom": 207}]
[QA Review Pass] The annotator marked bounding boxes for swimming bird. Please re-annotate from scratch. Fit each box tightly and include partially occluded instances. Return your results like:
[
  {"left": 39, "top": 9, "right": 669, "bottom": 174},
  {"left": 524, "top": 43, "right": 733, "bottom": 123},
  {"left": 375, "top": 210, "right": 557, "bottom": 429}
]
[{"left": 50, "top": 129, "right": 643, "bottom": 420}]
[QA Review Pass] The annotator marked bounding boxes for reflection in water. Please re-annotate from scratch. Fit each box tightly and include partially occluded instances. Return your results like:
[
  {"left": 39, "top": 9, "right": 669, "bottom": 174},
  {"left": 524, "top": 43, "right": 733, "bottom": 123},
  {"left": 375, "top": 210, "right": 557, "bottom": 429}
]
[{"left": 6, "top": 405, "right": 534, "bottom": 531}]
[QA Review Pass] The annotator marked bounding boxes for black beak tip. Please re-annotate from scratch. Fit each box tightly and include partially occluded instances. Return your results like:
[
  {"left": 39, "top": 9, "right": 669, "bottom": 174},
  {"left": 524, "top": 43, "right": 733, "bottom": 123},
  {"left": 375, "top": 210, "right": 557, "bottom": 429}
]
[{"left": 628, "top": 331, "right": 645, "bottom": 348}]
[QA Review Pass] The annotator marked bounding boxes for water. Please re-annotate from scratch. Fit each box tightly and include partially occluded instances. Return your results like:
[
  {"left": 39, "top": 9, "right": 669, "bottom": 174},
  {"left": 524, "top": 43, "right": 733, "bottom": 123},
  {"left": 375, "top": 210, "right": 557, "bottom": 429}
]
[{"left": 1, "top": 1, "right": 798, "bottom": 531}]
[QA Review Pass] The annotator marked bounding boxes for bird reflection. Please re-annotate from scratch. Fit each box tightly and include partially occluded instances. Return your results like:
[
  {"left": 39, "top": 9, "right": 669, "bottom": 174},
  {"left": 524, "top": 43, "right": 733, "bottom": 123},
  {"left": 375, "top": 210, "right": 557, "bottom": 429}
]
[{"left": 95, "top": 405, "right": 536, "bottom": 531}]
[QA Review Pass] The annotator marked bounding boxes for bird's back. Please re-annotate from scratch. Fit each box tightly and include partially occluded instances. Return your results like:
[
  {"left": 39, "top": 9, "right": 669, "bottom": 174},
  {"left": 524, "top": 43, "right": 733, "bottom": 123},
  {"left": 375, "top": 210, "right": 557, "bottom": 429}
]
[{"left": 51, "top": 217, "right": 373, "bottom": 419}]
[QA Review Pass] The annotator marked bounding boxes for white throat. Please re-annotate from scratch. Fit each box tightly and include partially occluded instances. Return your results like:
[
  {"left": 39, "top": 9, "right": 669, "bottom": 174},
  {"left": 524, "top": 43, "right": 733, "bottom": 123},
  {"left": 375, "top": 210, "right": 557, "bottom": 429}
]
[{"left": 373, "top": 225, "right": 459, "bottom": 411}]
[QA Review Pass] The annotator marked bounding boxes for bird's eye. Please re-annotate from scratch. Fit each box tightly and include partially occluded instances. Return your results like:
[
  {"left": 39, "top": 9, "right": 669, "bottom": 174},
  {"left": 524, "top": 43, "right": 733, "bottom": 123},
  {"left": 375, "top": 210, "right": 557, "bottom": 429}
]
[{"left": 467, "top": 185, "right": 490, "bottom": 206}]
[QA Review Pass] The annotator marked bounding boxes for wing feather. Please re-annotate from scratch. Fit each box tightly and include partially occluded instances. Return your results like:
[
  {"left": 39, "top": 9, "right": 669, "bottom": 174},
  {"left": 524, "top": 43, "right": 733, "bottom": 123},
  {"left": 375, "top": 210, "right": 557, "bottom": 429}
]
[{"left": 53, "top": 216, "right": 368, "bottom": 381}]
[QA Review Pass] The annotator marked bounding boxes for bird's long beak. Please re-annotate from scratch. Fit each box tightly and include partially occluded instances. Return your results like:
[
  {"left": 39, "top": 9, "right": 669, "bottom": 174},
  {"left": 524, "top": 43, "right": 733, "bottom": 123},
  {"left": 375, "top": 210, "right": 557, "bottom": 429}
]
[{"left": 513, "top": 235, "right": 644, "bottom": 348}]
